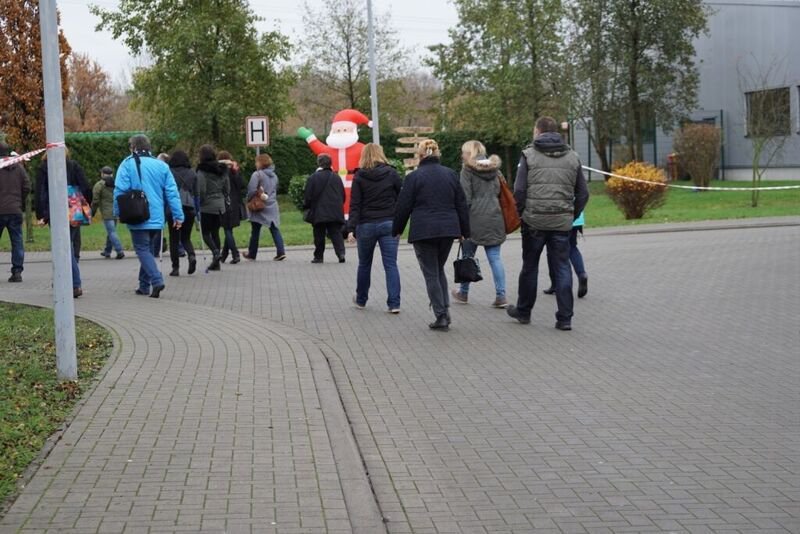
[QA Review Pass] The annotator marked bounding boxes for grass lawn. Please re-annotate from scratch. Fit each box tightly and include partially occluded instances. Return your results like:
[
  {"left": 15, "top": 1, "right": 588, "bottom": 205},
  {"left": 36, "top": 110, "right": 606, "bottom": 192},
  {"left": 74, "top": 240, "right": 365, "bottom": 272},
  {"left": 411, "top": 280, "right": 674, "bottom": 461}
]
[
  {"left": 2, "top": 181, "right": 798, "bottom": 252},
  {"left": 0, "top": 303, "right": 113, "bottom": 503}
]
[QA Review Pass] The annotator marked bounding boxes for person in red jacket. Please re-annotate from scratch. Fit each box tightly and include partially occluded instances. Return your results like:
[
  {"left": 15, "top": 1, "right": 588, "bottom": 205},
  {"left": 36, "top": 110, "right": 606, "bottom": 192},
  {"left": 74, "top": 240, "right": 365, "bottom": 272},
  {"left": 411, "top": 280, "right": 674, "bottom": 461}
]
[{"left": 297, "top": 108, "right": 372, "bottom": 217}]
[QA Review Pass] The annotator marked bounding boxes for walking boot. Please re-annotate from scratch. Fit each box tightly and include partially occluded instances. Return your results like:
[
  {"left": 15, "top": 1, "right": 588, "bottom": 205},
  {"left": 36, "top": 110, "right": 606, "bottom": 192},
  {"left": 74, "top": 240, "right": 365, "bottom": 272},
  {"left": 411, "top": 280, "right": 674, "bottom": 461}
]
[
  {"left": 187, "top": 256, "right": 197, "bottom": 275},
  {"left": 428, "top": 314, "right": 450, "bottom": 331},
  {"left": 578, "top": 274, "right": 588, "bottom": 298},
  {"left": 169, "top": 266, "right": 180, "bottom": 277},
  {"left": 8, "top": 271, "right": 22, "bottom": 283},
  {"left": 208, "top": 255, "right": 221, "bottom": 271}
]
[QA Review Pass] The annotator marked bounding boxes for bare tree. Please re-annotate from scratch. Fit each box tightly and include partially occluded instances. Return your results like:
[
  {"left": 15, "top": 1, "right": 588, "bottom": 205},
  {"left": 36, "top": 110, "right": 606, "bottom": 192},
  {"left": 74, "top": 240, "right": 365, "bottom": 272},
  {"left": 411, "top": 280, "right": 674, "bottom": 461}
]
[{"left": 737, "top": 54, "right": 791, "bottom": 207}]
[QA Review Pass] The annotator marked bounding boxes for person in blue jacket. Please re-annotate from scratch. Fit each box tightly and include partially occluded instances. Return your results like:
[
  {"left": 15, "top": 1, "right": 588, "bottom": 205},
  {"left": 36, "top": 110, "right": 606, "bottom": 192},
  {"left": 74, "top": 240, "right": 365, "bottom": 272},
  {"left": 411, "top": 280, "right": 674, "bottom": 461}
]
[
  {"left": 544, "top": 210, "right": 588, "bottom": 298},
  {"left": 114, "top": 134, "right": 184, "bottom": 299}
]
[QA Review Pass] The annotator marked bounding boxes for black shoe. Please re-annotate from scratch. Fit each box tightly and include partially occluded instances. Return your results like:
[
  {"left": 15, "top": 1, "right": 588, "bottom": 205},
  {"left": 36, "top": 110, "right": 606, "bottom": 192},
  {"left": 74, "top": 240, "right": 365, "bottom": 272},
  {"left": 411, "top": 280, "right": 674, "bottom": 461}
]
[
  {"left": 150, "top": 285, "right": 165, "bottom": 299},
  {"left": 115, "top": 252, "right": 125, "bottom": 260},
  {"left": 178, "top": 251, "right": 187, "bottom": 258},
  {"left": 169, "top": 267, "right": 180, "bottom": 277},
  {"left": 219, "top": 254, "right": 228, "bottom": 264},
  {"left": 445, "top": 311, "right": 451, "bottom": 326},
  {"left": 506, "top": 305, "right": 531, "bottom": 324},
  {"left": 311, "top": 258, "right": 323, "bottom": 264},
  {"left": 555, "top": 321, "right": 572, "bottom": 331},
  {"left": 428, "top": 315, "right": 450, "bottom": 331},
  {"left": 338, "top": 256, "right": 346, "bottom": 263},
  {"left": 73, "top": 287, "right": 83, "bottom": 298},
  {"left": 8, "top": 272, "right": 22, "bottom": 283},
  {"left": 578, "top": 275, "right": 588, "bottom": 298},
  {"left": 208, "top": 257, "right": 221, "bottom": 271},
  {"left": 100, "top": 251, "right": 110, "bottom": 258},
  {"left": 230, "top": 257, "right": 240, "bottom": 265},
  {"left": 135, "top": 288, "right": 149, "bottom": 296},
  {"left": 187, "top": 257, "right": 197, "bottom": 275},
  {"left": 273, "top": 254, "right": 286, "bottom": 261},
  {"left": 543, "top": 287, "right": 555, "bottom": 295}
]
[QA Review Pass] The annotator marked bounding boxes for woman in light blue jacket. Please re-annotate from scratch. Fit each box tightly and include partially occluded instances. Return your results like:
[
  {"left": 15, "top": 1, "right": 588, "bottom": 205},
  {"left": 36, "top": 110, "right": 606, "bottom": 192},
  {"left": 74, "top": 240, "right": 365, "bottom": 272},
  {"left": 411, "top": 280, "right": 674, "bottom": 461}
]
[{"left": 544, "top": 211, "right": 588, "bottom": 298}]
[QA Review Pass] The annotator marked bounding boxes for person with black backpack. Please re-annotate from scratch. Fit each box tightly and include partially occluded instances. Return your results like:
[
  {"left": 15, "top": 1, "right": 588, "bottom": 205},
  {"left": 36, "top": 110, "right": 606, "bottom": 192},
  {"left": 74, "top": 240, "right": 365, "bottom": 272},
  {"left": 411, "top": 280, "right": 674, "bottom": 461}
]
[
  {"left": 114, "top": 134, "right": 184, "bottom": 299},
  {"left": 303, "top": 153, "right": 346, "bottom": 264},
  {"left": 167, "top": 150, "right": 198, "bottom": 276}
]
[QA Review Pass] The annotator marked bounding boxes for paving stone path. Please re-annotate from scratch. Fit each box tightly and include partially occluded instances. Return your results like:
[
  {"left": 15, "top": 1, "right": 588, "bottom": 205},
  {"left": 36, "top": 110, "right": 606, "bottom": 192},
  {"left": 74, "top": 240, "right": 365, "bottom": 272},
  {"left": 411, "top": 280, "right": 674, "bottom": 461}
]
[{"left": 1, "top": 218, "right": 798, "bottom": 533}]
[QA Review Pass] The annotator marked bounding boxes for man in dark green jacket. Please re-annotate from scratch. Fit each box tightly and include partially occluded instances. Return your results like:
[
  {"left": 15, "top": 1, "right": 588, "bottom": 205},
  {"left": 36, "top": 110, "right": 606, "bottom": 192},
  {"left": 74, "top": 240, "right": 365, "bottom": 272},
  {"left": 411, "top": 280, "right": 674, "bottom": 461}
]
[
  {"left": 92, "top": 166, "right": 124, "bottom": 259},
  {"left": 507, "top": 117, "right": 589, "bottom": 331}
]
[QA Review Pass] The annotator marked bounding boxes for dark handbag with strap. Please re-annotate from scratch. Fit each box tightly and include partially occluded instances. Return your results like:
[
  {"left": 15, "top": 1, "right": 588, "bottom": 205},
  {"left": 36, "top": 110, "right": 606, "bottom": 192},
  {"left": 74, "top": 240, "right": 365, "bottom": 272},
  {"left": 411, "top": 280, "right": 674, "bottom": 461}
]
[
  {"left": 498, "top": 173, "right": 521, "bottom": 233},
  {"left": 453, "top": 242, "right": 483, "bottom": 283},
  {"left": 117, "top": 154, "right": 150, "bottom": 225}
]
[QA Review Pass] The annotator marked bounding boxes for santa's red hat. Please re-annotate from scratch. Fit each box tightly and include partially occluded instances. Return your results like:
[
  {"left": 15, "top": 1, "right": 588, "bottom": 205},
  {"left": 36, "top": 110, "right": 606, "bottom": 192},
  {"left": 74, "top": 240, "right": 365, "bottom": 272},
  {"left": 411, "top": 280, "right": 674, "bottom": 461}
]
[{"left": 332, "top": 109, "right": 373, "bottom": 128}]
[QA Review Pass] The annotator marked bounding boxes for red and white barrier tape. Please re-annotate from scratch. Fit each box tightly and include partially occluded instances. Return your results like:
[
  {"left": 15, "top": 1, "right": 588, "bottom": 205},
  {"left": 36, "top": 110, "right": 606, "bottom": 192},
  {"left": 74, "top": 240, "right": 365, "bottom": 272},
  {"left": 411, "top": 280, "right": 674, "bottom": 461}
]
[
  {"left": 583, "top": 165, "right": 800, "bottom": 191},
  {"left": 0, "top": 141, "right": 66, "bottom": 170}
]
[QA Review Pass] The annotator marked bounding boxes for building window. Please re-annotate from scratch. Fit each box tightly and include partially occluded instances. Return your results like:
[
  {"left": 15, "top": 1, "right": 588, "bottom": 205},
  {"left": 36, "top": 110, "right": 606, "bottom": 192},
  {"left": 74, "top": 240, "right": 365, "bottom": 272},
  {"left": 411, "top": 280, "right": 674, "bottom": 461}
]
[{"left": 745, "top": 87, "right": 790, "bottom": 137}]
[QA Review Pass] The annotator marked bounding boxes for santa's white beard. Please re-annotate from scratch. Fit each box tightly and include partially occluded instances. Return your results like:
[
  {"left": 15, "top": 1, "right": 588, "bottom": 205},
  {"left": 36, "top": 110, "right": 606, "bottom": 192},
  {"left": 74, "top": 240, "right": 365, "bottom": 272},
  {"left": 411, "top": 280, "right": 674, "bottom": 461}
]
[{"left": 326, "top": 130, "right": 359, "bottom": 149}]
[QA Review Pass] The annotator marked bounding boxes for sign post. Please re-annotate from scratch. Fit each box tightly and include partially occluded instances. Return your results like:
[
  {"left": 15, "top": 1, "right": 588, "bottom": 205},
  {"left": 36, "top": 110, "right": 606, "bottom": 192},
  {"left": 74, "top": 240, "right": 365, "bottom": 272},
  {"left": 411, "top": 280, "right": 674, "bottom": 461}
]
[{"left": 246, "top": 116, "right": 269, "bottom": 156}]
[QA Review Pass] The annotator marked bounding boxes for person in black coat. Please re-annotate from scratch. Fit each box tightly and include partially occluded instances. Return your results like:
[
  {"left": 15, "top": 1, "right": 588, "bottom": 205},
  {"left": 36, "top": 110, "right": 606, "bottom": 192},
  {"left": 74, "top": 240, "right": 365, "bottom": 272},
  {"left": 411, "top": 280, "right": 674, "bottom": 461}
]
[
  {"left": 393, "top": 140, "right": 470, "bottom": 331},
  {"left": 35, "top": 150, "right": 91, "bottom": 297},
  {"left": 304, "top": 153, "right": 346, "bottom": 263},
  {"left": 167, "top": 150, "right": 198, "bottom": 276},
  {"left": 218, "top": 150, "right": 244, "bottom": 264}
]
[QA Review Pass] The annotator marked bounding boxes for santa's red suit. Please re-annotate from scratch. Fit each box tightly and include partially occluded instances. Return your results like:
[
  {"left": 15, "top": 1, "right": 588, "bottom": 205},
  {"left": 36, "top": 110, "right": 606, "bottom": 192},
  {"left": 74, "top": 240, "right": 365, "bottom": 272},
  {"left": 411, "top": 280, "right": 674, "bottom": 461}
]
[{"left": 298, "top": 109, "right": 371, "bottom": 217}]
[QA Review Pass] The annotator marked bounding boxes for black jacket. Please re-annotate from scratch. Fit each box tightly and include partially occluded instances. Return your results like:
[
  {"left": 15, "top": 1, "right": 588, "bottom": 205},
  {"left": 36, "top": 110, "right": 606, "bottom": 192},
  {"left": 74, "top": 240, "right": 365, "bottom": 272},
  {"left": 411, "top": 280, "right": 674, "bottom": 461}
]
[
  {"left": 348, "top": 163, "right": 402, "bottom": 230},
  {"left": 392, "top": 157, "right": 470, "bottom": 243},
  {"left": 304, "top": 167, "right": 345, "bottom": 224},
  {"left": 222, "top": 165, "right": 245, "bottom": 228},
  {"left": 35, "top": 159, "right": 92, "bottom": 223}
]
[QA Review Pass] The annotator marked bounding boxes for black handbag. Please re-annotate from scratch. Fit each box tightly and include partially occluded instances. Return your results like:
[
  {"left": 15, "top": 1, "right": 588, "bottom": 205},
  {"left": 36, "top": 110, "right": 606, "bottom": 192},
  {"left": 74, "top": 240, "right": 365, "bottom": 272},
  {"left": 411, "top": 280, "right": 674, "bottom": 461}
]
[
  {"left": 453, "top": 242, "right": 483, "bottom": 283},
  {"left": 117, "top": 154, "right": 150, "bottom": 224}
]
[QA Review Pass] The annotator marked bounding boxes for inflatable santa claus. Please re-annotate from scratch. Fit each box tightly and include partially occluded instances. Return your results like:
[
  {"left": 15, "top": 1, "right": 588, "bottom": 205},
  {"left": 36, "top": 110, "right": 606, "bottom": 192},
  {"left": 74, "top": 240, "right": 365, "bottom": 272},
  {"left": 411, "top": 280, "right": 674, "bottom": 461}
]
[{"left": 297, "top": 109, "right": 372, "bottom": 216}]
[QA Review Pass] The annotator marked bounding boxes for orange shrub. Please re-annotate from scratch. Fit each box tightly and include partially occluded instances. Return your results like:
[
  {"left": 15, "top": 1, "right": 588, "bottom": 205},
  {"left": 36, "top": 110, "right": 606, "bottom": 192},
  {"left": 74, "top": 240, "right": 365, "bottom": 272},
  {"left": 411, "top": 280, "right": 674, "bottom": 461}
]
[{"left": 605, "top": 161, "right": 668, "bottom": 219}]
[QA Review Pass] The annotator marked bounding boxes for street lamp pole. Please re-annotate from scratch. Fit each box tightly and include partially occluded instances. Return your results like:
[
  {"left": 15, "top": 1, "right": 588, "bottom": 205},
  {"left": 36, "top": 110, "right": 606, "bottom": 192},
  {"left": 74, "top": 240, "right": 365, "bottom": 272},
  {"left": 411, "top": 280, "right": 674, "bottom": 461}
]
[
  {"left": 39, "top": 0, "right": 78, "bottom": 381},
  {"left": 367, "top": 0, "right": 380, "bottom": 144}
]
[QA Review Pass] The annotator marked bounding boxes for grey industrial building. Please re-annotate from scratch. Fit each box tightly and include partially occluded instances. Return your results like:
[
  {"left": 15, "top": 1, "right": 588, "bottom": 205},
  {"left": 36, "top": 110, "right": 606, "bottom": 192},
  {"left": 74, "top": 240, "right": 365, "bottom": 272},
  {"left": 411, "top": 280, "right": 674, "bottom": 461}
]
[{"left": 572, "top": 0, "right": 799, "bottom": 181}]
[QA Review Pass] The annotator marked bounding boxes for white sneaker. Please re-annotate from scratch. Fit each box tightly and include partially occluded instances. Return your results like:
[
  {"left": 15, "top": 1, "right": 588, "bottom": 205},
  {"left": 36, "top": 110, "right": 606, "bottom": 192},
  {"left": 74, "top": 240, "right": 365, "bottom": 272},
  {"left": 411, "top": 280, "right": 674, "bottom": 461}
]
[
  {"left": 352, "top": 296, "right": 365, "bottom": 310},
  {"left": 388, "top": 308, "right": 401, "bottom": 314}
]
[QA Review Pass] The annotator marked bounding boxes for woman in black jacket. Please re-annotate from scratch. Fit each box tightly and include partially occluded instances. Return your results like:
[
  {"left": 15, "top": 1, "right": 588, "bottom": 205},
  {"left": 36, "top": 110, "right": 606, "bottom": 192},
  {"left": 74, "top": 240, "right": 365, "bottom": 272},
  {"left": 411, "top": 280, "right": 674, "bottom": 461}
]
[
  {"left": 35, "top": 150, "right": 91, "bottom": 297},
  {"left": 393, "top": 140, "right": 470, "bottom": 331},
  {"left": 218, "top": 150, "right": 244, "bottom": 264},
  {"left": 348, "top": 143, "right": 403, "bottom": 312},
  {"left": 304, "top": 153, "right": 346, "bottom": 263},
  {"left": 167, "top": 150, "right": 198, "bottom": 276}
]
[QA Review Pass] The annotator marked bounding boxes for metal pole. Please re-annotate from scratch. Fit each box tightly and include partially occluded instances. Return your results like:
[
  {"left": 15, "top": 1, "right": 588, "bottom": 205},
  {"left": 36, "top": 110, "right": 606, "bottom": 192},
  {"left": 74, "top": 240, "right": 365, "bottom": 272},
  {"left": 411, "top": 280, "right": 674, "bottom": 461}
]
[
  {"left": 366, "top": 0, "right": 380, "bottom": 144},
  {"left": 40, "top": 0, "right": 78, "bottom": 381}
]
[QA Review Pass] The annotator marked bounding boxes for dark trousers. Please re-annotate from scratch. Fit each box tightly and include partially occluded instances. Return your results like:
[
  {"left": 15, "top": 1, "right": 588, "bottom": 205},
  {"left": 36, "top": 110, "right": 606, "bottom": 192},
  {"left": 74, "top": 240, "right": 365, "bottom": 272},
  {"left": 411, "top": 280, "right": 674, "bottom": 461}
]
[
  {"left": 201, "top": 213, "right": 222, "bottom": 257},
  {"left": 70, "top": 225, "right": 81, "bottom": 260},
  {"left": 168, "top": 210, "right": 196, "bottom": 269},
  {"left": 313, "top": 222, "right": 345, "bottom": 260},
  {"left": 516, "top": 225, "right": 573, "bottom": 323},
  {"left": 0, "top": 214, "right": 24, "bottom": 273},
  {"left": 248, "top": 221, "right": 285, "bottom": 259},
  {"left": 413, "top": 238, "right": 454, "bottom": 318},
  {"left": 221, "top": 226, "right": 240, "bottom": 261},
  {"left": 547, "top": 227, "right": 586, "bottom": 285}
]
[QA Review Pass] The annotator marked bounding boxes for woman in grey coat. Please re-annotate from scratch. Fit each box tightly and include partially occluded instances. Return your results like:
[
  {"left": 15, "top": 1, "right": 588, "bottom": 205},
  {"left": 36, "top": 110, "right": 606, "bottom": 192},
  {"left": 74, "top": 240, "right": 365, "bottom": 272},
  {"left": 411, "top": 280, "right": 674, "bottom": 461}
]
[
  {"left": 243, "top": 153, "right": 286, "bottom": 261},
  {"left": 451, "top": 140, "right": 508, "bottom": 308},
  {"left": 196, "top": 144, "right": 230, "bottom": 271}
]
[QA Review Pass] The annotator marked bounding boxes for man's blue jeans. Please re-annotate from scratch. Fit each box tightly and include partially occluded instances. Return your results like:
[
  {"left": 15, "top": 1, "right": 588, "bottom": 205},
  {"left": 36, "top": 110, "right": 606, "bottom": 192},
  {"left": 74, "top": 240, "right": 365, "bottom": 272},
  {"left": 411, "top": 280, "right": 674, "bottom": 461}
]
[
  {"left": 355, "top": 220, "right": 401, "bottom": 309},
  {"left": 130, "top": 229, "right": 164, "bottom": 292},
  {"left": 516, "top": 225, "right": 573, "bottom": 323},
  {"left": 0, "top": 214, "right": 24, "bottom": 273},
  {"left": 102, "top": 219, "right": 124, "bottom": 255},
  {"left": 459, "top": 240, "right": 506, "bottom": 298}
]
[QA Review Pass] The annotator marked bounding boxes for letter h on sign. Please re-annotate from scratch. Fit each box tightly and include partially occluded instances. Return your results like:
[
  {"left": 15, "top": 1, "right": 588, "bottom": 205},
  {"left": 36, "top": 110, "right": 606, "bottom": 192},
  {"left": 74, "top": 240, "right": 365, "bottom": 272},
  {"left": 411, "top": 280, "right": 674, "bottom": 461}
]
[{"left": 246, "top": 116, "right": 270, "bottom": 147}]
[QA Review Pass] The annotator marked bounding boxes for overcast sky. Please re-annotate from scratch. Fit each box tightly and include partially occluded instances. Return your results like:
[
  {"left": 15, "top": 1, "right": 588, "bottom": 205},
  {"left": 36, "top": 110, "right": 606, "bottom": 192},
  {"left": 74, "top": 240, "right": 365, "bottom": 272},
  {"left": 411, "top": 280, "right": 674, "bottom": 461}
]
[{"left": 57, "top": 0, "right": 460, "bottom": 84}]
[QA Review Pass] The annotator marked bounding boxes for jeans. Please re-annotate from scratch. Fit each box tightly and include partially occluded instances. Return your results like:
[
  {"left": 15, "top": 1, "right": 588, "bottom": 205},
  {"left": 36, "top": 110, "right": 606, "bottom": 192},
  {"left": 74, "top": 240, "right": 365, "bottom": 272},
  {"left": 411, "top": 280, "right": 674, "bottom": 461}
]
[
  {"left": 313, "top": 222, "right": 345, "bottom": 260},
  {"left": 221, "top": 226, "right": 240, "bottom": 260},
  {"left": 516, "top": 225, "right": 573, "bottom": 323},
  {"left": 248, "top": 221, "right": 285, "bottom": 259},
  {"left": 547, "top": 227, "right": 586, "bottom": 285},
  {"left": 69, "top": 225, "right": 82, "bottom": 288},
  {"left": 102, "top": 219, "right": 124, "bottom": 255},
  {"left": 0, "top": 214, "right": 24, "bottom": 273},
  {"left": 459, "top": 240, "right": 506, "bottom": 298},
  {"left": 413, "top": 238, "right": 454, "bottom": 318},
  {"left": 168, "top": 211, "right": 196, "bottom": 268},
  {"left": 200, "top": 213, "right": 222, "bottom": 257},
  {"left": 355, "top": 220, "right": 401, "bottom": 309},
  {"left": 130, "top": 229, "right": 164, "bottom": 292}
]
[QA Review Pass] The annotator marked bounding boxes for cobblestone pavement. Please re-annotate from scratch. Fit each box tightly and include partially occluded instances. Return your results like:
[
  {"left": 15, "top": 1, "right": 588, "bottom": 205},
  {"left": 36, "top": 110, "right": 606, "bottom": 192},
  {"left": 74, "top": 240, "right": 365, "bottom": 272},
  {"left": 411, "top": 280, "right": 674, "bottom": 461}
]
[{"left": 1, "top": 219, "right": 799, "bottom": 533}]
